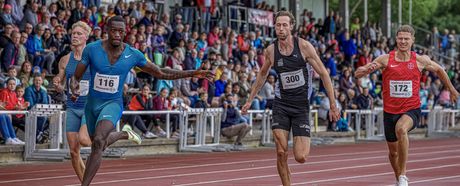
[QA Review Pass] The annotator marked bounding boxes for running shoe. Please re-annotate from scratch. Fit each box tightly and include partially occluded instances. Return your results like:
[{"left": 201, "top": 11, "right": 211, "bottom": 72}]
[
  {"left": 122, "top": 125, "right": 142, "bottom": 145},
  {"left": 398, "top": 175, "right": 409, "bottom": 186}
]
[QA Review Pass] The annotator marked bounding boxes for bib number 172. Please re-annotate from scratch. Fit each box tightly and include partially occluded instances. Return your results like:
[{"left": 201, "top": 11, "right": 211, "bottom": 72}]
[{"left": 393, "top": 84, "right": 408, "bottom": 92}]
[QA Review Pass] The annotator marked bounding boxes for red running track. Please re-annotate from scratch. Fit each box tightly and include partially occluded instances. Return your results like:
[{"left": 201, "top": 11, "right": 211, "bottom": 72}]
[{"left": 1, "top": 138, "right": 460, "bottom": 186}]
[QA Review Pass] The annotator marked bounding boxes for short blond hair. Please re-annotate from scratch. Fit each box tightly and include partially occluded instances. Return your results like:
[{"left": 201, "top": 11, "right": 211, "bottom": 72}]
[{"left": 72, "top": 21, "right": 92, "bottom": 37}]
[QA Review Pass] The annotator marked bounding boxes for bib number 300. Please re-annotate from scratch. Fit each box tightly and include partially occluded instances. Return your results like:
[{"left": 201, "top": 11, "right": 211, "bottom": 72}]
[
  {"left": 94, "top": 73, "right": 119, "bottom": 93},
  {"left": 280, "top": 69, "right": 305, "bottom": 89}
]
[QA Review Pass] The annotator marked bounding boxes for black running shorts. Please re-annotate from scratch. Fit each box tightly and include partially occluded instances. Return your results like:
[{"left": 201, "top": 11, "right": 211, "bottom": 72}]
[
  {"left": 271, "top": 105, "right": 311, "bottom": 137},
  {"left": 383, "top": 108, "right": 421, "bottom": 142}
]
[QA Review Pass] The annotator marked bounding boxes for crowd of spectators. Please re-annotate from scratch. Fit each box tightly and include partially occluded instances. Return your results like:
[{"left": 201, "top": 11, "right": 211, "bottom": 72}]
[{"left": 0, "top": 0, "right": 459, "bottom": 145}]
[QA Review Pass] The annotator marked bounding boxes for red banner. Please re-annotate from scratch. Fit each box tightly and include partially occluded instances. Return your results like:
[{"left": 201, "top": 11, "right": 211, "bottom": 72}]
[{"left": 248, "top": 9, "right": 274, "bottom": 27}]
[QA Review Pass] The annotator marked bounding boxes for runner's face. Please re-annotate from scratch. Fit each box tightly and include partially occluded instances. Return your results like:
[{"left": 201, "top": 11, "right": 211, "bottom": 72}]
[
  {"left": 275, "top": 16, "right": 293, "bottom": 41},
  {"left": 71, "top": 26, "right": 88, "bottom": 46},
  {"left": 108, "top": 21, "right": 126, "bottom": 47},
  {"left": 396, "top": 32, "right": 414, "bottom": 52}
]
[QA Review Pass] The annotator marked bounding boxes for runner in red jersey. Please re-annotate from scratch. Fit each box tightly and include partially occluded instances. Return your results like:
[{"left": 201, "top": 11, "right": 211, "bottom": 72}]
[{"left": 355, "top": 25, "right": 459, "bottom": 186}]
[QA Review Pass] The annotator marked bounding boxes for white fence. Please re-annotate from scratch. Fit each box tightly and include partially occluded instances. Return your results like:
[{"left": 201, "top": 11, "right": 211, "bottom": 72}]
[{"left": 2, "top": 106, "right": 457, "bottom": 161}]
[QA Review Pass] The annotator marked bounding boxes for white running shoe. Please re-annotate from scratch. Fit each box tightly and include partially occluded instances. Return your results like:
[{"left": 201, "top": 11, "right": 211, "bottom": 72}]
[
  {"left": 143, "top": 131, "right": 158, "bottom": 139},
  {"left": 5, "top": 138, "right": 21, "bottom": 145},
  {"left": 13, "top": 138, "right": 25, "bottom": 145},
  {"left": 398, "top": 175, "right": 409, "bottom": 186},
  {"left": 122, "top": 125, "right": 142, "bottom": 145}
]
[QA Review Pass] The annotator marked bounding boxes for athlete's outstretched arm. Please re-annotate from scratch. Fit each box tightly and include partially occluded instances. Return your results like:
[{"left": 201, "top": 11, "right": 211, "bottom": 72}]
[
  {"left": 300, "top": 40, "right": 340, "bottom": 122},
  {"left": 419, "top": 55, "right": 460, "bottom": 103},
  {"left": 242, "top": 45, "right": 273, "bottom": 114},
  {"left": 140, "top": 62, "right": 214, "bottom": 80},
  {"left": 355, "top": 55, "right": 387, "bottom": 78}
]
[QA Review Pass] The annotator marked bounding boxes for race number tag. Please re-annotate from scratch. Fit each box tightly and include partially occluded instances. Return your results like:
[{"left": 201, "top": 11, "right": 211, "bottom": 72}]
[
  {"left": 79, "top": 80, "right": 89, "bottom": 96},
  {"left": 67, "top": 79, "right": 89, "bottom": 96},
  {"left": 94, "top": 73, "right": 119, "bottom": 93},
  {"left": 279, "top": 69, "right": 305, "bottom": 89},
  {"left": 390, "top": 80, "right": 412, "bottom": 98}
]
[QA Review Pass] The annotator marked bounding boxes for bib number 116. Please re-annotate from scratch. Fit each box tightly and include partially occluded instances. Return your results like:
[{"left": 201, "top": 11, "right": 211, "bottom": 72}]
[{"left": 99, "top": 79, "right": 114, "bottom": 87}]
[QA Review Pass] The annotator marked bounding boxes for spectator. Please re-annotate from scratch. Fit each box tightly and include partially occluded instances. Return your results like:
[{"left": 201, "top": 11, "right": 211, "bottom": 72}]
[
  {"left": 48, "top": 76, "right": 65, "bottom": 104},
  {"left": 196, "top": 32, "right": 208, "bottom": 53},
  {"left": 127, "top": 85, "right": 158, "bottom": 139},
  {"left": 152, "top": 26, "right": 166, "bottom": 59},
  {"left": 356, "top": 87, "right": 373, "bottom": 110},
  {"left": 29, "top": 24, "right": 55, "bottom": 72},
  {"left": 19, "top": 61, "right": 32, "bottom": 86},
  {"left": 248, "top": 31, "right": 262, "bottom": 50},
  {"left": 319, "top": 89, "right": 342, "bottom": 131},
  {"left": 166, "top": 48, "right": 183, "bottom": 69},
  {"left": 1, "top": 31, "right": 20, "bottom": 71},
  {"left": 5, "top": 66, "right": 20, "bottom": 86},
  {"left": 153, "top": 88, "right": 180, "bottom": 138},
  {"left": 214, "top": 72, "right": 228, "bottom": 97},
  {"left": 169, "top": 23, "right": 184, "bottom": 49},
  {"left": 67, "top": 0, "right": 83, "bottom": 30},
  {"left": 194, "top": 92, "right": 210, "bottom": 108},
  {"left": 20, "top": 1, "right": 38, "bottom": 30},
  {"left": 180, "top": 76, "right": 199, "bottom": 106},
  {"left": 0, "top": 23, "right": 13, "bottom": 48},
  {"left": 258, "top": 74, "right": 275, "bottom": 109},
  {"left": 24, "top": 74, "right": 48, "bottom": 143},
  {"left": 221, "top": 94, "right": 251, "bottom": 150},
  {"left": 0, "top": 78, "right": 25, "bottom": 144},
  {"left": 339, "top": 69, "right": 354, "bottom": 93},
  {"left": 0, "top": 4, "right": 14, "bottom": 26},
  {"left": 17, "top": 31, "right": 29, "bottom": 67},
  {"left": 207, "top": 26, "right": 220, "bottom": 47},
  {"left": 11, "top": 85, "right": 28, "bottom": 131}
]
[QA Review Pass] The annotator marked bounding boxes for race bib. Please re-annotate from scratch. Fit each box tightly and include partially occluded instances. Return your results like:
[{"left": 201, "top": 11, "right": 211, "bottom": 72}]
[
  {"left": 280, "top": 69, "right": 305, "bottom": 89},
  {"left": 390, "top": 80, "right": 412, "bottom": 98},
  {"left": 67, "top": 79, "right": 89, "bottom": 96},
  {"left": 94, "top": 73, "right": 119, "bottom": 94},
  {"left": 79, "top": 80, "right": 89, "bottom": 96}
]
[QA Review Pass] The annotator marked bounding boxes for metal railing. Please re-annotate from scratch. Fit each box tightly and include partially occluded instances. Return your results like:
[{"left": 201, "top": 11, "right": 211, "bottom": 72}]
[
  {"left": 8, "top": 105, "right": 458, "bottom": 161},
  {"left": 120, "top": 110, "right": 181, "bottom": 138}
]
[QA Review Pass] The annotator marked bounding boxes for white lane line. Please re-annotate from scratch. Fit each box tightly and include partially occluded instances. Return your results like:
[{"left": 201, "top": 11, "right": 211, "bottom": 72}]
[
  {"left": 2, "top": 143, "right": 459, "bottom": 177},
  {"left": 1, "top": 143, "right": 458, "bottom": 177},
  {"left": 84, "top": 155, "right": 460, "bottom": 186},
  {"left": 2, "top": 144, "right": 459, "bottom": 184},
  {"left": 292, "top": 164, "right": 460, "bottom": 185}
]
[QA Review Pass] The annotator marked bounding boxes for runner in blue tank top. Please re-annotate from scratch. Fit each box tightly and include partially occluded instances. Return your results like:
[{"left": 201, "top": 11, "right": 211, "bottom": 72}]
[
  {"left": 70, "top": 16, "right": 214, "bottom": 186},
  {"left": 54, "top": 21, "right": 92, "bottom": 183}
]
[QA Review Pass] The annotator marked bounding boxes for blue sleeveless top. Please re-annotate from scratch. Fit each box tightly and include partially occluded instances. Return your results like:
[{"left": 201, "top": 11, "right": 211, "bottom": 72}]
[
  {"left": 66, "top": 52, "right": 91, "bottom": 109},
  {"left": 80, "top": 40, "right": 147, "bottom": 102}
]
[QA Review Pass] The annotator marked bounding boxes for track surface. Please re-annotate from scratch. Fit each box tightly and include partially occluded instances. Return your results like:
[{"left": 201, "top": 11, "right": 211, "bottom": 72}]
[{"left": 1, "top": 138, "right": 459, "bottom": 186}]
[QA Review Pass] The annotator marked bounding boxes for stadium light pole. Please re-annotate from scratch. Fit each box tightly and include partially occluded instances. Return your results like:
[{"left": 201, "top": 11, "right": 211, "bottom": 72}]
[
  {"left": 409, "top": 0, "right": 412, "bottom": 25},
  {"left": 364, "top": 0, "right": 368, "bottom": 24},
  {"left": 398, "top": 0, "right": 402, "bottom": 27}
]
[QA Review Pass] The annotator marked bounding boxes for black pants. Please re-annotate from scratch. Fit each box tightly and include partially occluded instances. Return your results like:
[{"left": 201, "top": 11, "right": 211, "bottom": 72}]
[
  {"left": 158, "top": 114, "right": 180, "bottom": 133},
  {"left": 12, "top": 115, "right": 25, "bottom": 132},
  {"left": 127, "top": 115, "right": 148, "bottom": 133}
]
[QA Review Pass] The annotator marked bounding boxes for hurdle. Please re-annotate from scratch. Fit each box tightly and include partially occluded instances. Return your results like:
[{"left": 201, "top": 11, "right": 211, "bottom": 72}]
[{"left": 24, "top": 104, "right": 66, "bottom": 161}]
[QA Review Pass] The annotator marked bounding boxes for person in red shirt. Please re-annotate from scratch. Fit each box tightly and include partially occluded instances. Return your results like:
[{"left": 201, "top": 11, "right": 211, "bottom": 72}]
[
  {"left": 126, "top": 85, "right": 158, "bottom": 139},
  {"left": 153, "top": 88, "right": 180, "bottom": 138},
  {"left": 12, "top": 85, "right": 29, "bottom": 130},
  {"left": 207, "top": 26, "right": 220, "bottom": 46},
  {"left": 0, "top": 78, "right": 27, "bottom": 144},
  {"left": 356, "top": 25, "right": 460, "bottom": 186}
]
